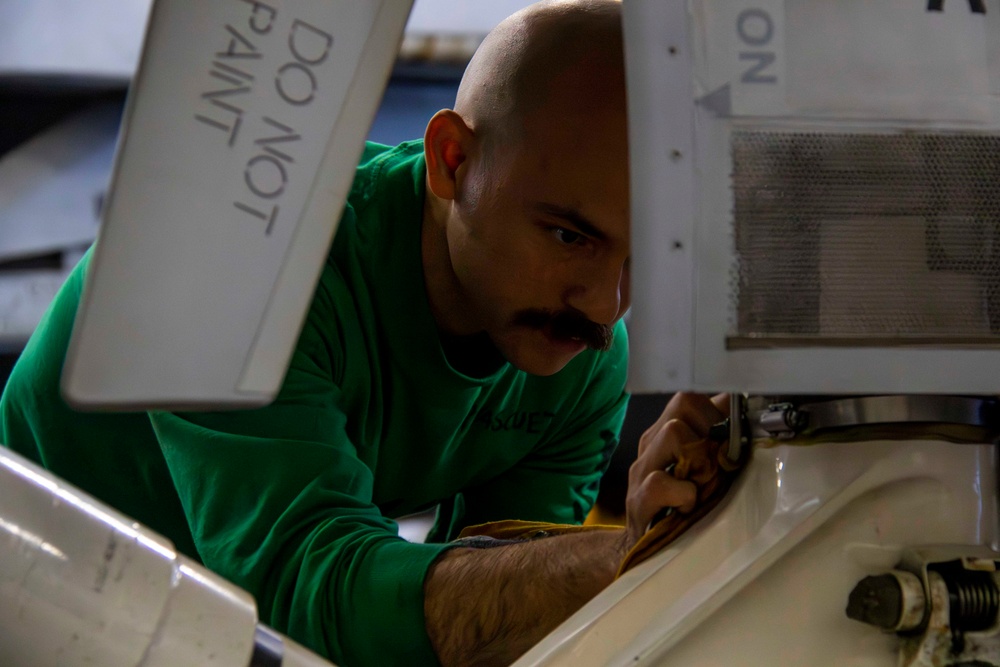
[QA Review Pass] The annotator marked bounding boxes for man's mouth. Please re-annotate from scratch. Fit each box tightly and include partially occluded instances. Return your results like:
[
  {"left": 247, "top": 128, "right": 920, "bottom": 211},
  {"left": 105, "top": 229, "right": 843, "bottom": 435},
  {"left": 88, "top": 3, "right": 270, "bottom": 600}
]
[
  {"left": 541, "top": 323, "right": 587, "bottom": 351},
  {"left": 513, "top": 309, "right": 614, "bottom": 352}
]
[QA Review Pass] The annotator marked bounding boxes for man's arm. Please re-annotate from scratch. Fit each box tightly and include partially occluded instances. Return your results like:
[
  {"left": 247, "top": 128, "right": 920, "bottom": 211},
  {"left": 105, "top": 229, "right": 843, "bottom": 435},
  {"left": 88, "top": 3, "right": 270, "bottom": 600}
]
[
  {"left": 424, "top": 392, "right": 729, "bottom": 667},
  {"left": 424, "top": 529, "right": 627, "bottom": 667}
]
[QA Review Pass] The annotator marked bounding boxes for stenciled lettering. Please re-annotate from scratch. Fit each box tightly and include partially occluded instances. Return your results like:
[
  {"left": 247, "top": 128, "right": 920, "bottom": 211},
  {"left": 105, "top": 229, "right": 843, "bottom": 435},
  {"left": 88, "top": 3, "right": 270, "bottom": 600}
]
[
  {"left": 193, "top": 4, "right": 335, "bottom": 237},
  {"left": 737, "top": 8, "right": 777, "bottom": 84},
  {"left": 216, "top": 23, "right": 262, "bottom": 60},
  {"left": 927, "top": 0, "right": 986, "bottom": 13},
  {"left": 253, "top": 115, "right": 300, "bottom": 163},
  {"left": 275, "top": 19, "right": 333, "bottom": 105},
  {"left": 233, "top": 200, "right": 278, "bottom": 235},
  {"left": 234, "top": 116, "right": 299, "bottom": 234},
  {"left": 737, "top": 8, "right": 773, "bottom": 45},
  {"left": 195, "top": 0, "right": 277, "bottom": 146},
  {"left": 240, "top": 0, "right": 277, "bottom": 33},
  {"left": 739, "top": 52, "right": 776, "bottom": 84},
  {"left": 288, "top": 19, "right": 333, "bottom": 65},
  {"left": 275, "top": 62, "right": 317, "bottom": 106},
  {"left": 244, "top": 154, "right": 288, "bottom": 199},
  {"left": 194, "top": 60, "right": 255, "bottom": 146}
]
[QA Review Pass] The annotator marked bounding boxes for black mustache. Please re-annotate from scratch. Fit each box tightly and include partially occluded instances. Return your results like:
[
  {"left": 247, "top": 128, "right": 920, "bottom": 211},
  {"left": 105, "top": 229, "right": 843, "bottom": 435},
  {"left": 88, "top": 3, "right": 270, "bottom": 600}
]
[{"left": 513, "top": 309, "right": 614, "bottom": 352}]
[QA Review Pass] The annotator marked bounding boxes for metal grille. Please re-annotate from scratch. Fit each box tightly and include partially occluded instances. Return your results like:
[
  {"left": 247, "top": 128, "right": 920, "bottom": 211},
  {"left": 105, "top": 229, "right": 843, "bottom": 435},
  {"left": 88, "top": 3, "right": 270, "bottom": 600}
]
[{"left": 730, "top": 130, "right": 1000, "bottom": 347}]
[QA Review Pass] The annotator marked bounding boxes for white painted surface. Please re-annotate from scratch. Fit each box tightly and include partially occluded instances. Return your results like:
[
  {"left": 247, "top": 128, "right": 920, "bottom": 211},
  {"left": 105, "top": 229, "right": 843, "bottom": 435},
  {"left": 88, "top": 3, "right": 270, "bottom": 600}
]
[
  {"left": 624, "top": 0, "right": 696, "bottom": 394},
  {"left": 626, "top": 0, "right": 1000, "bottom": 394},
  {"left": 0, "top": 448, "right": 281, "bottom": 666},
  {"left": 515, "top": 437, "right": 999, "bottom": 666},
  {"left": 61, "top": 0, "right": 414, "bottom": 409}
]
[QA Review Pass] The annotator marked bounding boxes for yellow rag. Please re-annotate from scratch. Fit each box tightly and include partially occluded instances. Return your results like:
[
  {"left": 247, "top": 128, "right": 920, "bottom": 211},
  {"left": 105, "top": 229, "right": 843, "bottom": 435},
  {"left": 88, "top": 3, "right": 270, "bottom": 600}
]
[
  {"left": 456, "top": 438, "right": 747, "bottom": 578},
  {"left": 457, "top": 519, "right": 618, "bottom": 541}
]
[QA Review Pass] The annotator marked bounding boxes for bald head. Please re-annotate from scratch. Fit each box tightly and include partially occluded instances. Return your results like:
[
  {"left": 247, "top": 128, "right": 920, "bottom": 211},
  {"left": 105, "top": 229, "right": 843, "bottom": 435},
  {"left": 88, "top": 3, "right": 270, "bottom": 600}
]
[
  {"left": 420, "top": 0, "right": 631, "bottom": 377},
  {"left": 454, "top": 0, "right": 625, "bottom": 147}
]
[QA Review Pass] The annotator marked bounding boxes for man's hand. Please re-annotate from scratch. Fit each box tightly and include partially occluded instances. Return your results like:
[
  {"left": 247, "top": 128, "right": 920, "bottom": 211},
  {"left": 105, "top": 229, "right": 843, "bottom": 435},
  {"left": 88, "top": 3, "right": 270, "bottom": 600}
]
[
  {"left": 423, "top": 393, "right": 731, "bottom": 667},
  {"left": 623, "top": 393, "right": 729, "bottom": 549}
]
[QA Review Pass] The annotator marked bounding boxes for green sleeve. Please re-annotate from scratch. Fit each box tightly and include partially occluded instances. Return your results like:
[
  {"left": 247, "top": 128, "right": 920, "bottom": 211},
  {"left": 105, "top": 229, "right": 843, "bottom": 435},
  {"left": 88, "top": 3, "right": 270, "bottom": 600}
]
[
  {"left": 456, "top": 323, "right": 630, "bottom": 530},
  {"left": 149, "top": 272, "right": 449, "bottom": 667}
]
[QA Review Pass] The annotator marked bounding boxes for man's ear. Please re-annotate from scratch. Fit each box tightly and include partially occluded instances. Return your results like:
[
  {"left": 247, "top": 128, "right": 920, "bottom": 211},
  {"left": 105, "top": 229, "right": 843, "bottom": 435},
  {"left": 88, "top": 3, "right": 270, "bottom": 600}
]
[{"left": 424, "top": 109, "right": 474, "bottom": 201}]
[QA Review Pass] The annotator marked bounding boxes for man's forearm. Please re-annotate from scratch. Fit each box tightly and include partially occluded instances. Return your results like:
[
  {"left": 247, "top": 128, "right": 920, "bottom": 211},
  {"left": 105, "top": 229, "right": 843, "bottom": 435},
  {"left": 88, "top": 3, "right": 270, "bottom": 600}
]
[{"left": 424, "top": 528, "right": 628, "bottom": 667}]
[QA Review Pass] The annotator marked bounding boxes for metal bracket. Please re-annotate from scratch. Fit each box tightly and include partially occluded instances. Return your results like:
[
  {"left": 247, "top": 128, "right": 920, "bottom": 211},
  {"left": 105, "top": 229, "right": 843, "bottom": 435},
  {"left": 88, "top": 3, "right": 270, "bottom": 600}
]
[{"left": 757, "top": 402, "right": 808, "bottom": 439}]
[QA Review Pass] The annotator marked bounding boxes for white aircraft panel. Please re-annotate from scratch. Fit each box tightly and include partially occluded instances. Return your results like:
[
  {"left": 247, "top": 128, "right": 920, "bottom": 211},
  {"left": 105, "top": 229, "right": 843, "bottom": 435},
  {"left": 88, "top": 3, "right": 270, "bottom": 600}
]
[
  {"left": 62, "top": 0, "right": 414, "bottom": 410},
  {"left": 627, "top": 0, "right": 1000, "bottom": 395}
]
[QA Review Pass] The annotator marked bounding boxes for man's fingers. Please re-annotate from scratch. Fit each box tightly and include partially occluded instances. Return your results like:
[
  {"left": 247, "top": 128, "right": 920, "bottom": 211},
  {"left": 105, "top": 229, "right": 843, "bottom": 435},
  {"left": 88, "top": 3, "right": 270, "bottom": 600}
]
[
  {"left": 641, "top": 393, "right": 727, "bottom": 448},
  {"left": 627, "top": 393, "right": 733, "bottom": 546},
  {"left": 710, "top": 392, "right": 730, "bottom": 418},
  {"left": 632, "top": 471, "right": 698, "bottom": 528},
  {"left": 673, "top": 393, "right": 727, "bottom": 436},
  {"left": 638, "top": 393, "right": 719, "bottom": 457},
  {"left": 633, "top": 419, "right": 699, "bottom": 480}
]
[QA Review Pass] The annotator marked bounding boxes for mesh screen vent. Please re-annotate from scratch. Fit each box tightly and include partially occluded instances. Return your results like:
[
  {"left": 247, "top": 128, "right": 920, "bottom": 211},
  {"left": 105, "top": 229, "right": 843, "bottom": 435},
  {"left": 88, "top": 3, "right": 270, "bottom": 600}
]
[{"left": 730, "top": 130, "right": 1000, "bottom": 348}]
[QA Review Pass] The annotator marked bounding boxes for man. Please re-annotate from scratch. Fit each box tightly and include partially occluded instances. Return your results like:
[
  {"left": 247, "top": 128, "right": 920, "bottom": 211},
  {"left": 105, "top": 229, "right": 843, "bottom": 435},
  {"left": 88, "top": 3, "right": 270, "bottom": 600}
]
[{"left": 0, "top": 1, "right": 726, "bottom": 665}]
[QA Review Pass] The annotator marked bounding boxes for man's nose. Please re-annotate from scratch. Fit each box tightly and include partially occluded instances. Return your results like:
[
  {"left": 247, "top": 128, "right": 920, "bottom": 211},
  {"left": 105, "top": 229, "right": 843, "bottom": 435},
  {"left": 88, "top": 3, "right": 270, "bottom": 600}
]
[{"left": 565, "top": 259, "right": 630, "bottom": 326}]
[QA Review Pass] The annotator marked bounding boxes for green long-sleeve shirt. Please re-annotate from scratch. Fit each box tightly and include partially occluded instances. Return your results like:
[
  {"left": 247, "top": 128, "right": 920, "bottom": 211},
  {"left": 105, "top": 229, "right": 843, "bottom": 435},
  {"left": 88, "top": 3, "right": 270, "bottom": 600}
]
[{"left": 0, "top": 140, "right": 629, "bottom": 666}]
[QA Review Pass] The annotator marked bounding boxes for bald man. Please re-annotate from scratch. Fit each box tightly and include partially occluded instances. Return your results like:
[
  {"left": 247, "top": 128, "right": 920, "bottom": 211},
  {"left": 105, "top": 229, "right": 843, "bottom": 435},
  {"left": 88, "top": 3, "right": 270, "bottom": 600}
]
[{"left": 0, "top": 1, "right": 725, "bottom": 665}]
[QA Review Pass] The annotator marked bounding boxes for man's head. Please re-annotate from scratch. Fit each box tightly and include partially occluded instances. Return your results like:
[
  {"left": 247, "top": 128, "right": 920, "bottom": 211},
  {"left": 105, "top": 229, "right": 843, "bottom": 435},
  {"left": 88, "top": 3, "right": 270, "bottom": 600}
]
[{"left": 422, "top": 0, "right": 629, "bottom": 377}]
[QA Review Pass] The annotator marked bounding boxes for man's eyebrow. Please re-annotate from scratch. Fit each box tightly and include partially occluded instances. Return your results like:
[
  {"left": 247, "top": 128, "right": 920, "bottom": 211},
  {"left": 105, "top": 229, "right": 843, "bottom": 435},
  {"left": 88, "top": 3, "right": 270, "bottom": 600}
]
[{"left": 534, "top": 203, "right": 608, "bottom": 241}]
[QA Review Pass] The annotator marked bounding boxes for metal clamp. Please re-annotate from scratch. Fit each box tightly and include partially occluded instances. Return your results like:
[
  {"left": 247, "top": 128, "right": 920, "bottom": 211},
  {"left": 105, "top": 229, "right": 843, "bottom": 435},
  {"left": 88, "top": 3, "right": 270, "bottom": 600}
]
[{"left": 757, "top": 402, "right": 808, "bottom": 439}]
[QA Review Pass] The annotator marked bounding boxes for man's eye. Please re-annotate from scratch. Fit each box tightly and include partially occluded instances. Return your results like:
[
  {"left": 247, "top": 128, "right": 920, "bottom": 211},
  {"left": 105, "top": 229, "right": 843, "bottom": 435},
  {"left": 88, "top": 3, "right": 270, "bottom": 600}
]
[{"left": 553, "top": 228, "right": 584, "bottom": 245}]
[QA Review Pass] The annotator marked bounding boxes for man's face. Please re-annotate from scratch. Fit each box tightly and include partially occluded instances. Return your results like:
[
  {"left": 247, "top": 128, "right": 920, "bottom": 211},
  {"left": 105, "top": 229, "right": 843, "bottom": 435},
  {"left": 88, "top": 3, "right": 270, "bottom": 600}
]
[{"left": 445, "top": 104, "right": 631, "bottom": 376}]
